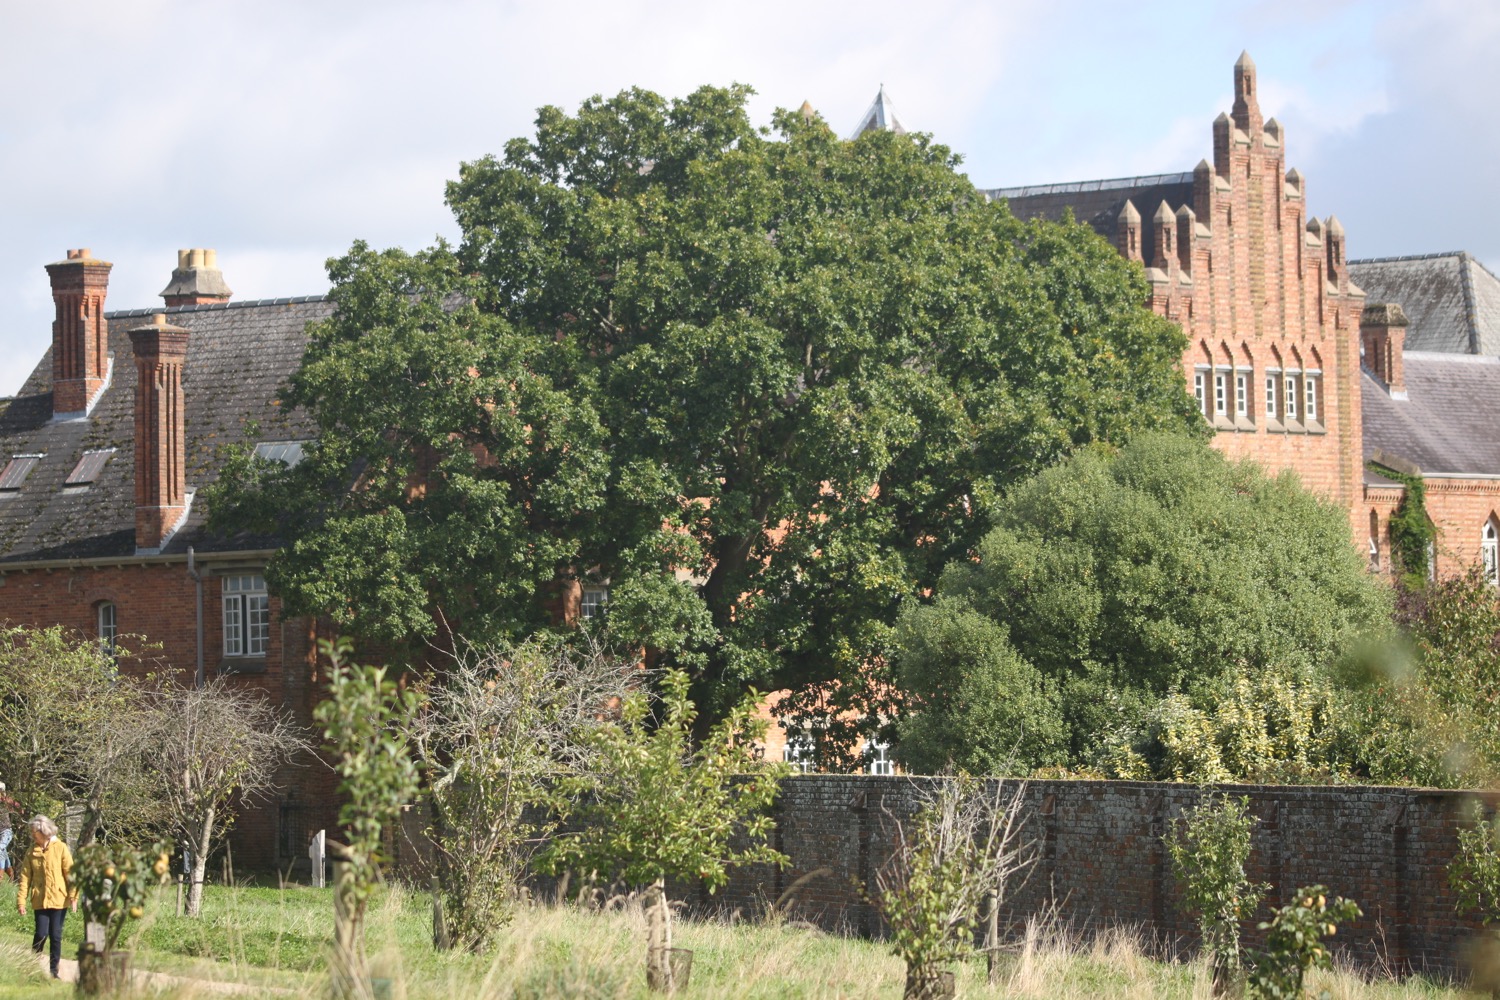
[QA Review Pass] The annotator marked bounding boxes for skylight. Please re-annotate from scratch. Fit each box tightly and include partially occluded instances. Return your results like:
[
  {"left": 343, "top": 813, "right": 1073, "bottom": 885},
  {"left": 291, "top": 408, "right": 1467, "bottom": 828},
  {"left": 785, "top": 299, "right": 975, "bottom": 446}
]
[
  {"left": 65, "top": 449, "right": 115, "bottom": 486},
  {"left": 0, "top": 455, "right": 42, "bottom": 492},
  {"left": 254, "top": 441, "right": 308, "bottom": 467}
]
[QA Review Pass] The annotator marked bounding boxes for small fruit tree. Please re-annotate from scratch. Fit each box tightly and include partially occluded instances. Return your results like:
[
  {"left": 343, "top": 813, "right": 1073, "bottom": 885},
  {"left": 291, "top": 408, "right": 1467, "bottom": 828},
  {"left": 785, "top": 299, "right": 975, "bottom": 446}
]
[
  {"left": 315, "top": 638, "right": 424, "bottom": 999},
  {"left": 1164, "top": 794, "right": 1267, "bottom": 994},
  {"left": 541, "top": 668, "right": 788, "bottom": 992},
  {"left": 1248, "top": 886, "right": 1361, "bottom": 999},
  {"left": 870, "top": 776, "right": 1034, "bottom": 1000},
  {"left": 74, "top": 841, "right": 171, "bottom": 994}
]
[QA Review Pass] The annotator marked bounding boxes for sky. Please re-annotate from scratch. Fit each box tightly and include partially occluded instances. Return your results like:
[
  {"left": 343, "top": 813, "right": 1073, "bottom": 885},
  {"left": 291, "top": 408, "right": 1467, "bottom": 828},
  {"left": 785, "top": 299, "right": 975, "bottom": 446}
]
[{"left": 1, "top": 0, "right": 1493, "bottom": 396}]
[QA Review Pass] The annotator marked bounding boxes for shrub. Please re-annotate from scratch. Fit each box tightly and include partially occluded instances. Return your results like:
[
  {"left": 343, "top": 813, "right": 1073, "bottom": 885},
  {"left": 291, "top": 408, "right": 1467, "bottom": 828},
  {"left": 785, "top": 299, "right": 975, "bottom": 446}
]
[
  {"left": 1164, "top": 794, "right": 1266, "bottom": 993},
  {"left": 1248, "top": 886, "right": 1361, "bottom": 999},
  {"left": 1450, "top": 806, "right": 1500, "bottom": 926}
]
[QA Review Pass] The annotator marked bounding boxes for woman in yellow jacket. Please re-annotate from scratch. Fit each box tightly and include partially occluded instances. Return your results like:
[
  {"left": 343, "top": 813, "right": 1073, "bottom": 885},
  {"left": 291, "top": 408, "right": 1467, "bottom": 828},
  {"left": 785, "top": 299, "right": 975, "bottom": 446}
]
[{"left": 16, "top": 815, "right": 75, "bottom": 979}]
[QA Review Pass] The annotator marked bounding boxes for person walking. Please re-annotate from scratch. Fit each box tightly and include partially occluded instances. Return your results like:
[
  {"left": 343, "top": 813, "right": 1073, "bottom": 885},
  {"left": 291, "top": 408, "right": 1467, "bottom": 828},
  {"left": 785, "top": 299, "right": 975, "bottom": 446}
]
[
  {"left": 0, "top": 783, "right": 12, "bottom": 883},
  {"left": 16, "top": 815, "right": 75, "bottom": 979}
]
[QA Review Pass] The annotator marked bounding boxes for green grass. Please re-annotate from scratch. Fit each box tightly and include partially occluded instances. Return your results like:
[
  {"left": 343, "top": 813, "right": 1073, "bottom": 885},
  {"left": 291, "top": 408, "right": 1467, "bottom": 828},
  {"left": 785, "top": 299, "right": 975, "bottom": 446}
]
[{"left": 0, "top": 880, "right": 1476, "bottom": 998}]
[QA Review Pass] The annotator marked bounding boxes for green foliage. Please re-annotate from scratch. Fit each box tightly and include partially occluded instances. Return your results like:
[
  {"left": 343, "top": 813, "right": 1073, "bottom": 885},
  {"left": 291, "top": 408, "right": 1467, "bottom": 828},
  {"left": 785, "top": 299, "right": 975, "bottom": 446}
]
[
  {"left": 1248, "top": 886, "right": 1361, "bottom": 1000},
  {"left": 74, "top": 841, "right": 170, "bottom": 953},
  {"left": 208, "top": 84, "right": 1201, "bottom": 740},
  {"left": 869, "top": 776, "right": 1032, "bottom": 983},
  {"left": 895, "top": 434, "right": 1391, "bottom": 775},
  {"left": 1369, "top": 462, "right": 1435, "bottom": 588},
  {"left": 314, "top": 638, "right": 423, "bottom": 907},
  {"left": 1450, "top": 807, "right": 1500, "bottom": 926},
  {"left": 1164, "top": 795, "right": 1266, "bottom": 980},
  {"left": 539, "top": 668, "right": 788, "bottom": 895}
]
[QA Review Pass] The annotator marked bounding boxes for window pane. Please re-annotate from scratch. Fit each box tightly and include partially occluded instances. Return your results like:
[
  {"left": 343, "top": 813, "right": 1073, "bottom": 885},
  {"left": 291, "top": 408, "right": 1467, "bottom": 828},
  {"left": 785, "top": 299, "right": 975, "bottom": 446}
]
[
  {"left": 1213, "top": 373, "right": 1227, "bottom": 415},
  {"left": 247, "top": 594, "right": 271, "bottom": 655},
  {"left": 223, "top": 596, "right": 243, "bottom": 656},
  {"left": 97, "top": 603, "right": 117, "bottom": 654},
  {"left": 1285, "top": 376, "right": 1298, "bottom": 419},
  {"left": 1305, "top": 378, "right": 1317, "bottom": 420},
  {"left": 0, "top": 455, "right": 40, "bottom": 492},
  {"left": 66, "top": 450, "right": 115, "bottom": 486},
  {"left": 581, "top": 586, "right": 609, "bottom": 619},
  {"left": 1265, "top": 376, "right": 1277, "bottom": 418},
  {"left": 1235, "top": 374, "right": 1248, "bottom": 416},
  {"left": 1193, "top": 372, "right": 1206, "bottom": 414}
]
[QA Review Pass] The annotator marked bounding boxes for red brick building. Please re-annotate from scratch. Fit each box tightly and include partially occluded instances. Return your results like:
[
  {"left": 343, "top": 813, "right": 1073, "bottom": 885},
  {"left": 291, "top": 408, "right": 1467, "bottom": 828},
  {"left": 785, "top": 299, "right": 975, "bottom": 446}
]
[
  {"left": 0, "top": 248, "right": 339, "bottom": 869},
  {"left": 991, "top": 52, "right": 1500, "bottom": 590}
]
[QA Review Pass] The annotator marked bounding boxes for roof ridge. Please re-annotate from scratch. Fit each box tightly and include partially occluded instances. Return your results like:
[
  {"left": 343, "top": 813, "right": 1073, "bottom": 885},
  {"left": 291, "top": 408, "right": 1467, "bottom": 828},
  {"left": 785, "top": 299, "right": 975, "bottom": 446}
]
[
  {"left": 1456, "top": 252, "right": 1482, "bottom": 354},
  {"left": 104, "top": 294, "right": 329, "bottom": 320},
  {"left": 1347, "top": 251, "right": 1469, "bottom": 265},
  {"left": 984, "top": 172, "right": 1195, "bottom": 199}
]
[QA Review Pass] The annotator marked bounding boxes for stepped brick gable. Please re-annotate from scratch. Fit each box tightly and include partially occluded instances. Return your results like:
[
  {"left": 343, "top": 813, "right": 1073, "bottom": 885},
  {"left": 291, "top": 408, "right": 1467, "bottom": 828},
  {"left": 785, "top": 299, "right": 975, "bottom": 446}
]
[{"left": 994, "top": 52, "right": 1367, "bottom": 513}]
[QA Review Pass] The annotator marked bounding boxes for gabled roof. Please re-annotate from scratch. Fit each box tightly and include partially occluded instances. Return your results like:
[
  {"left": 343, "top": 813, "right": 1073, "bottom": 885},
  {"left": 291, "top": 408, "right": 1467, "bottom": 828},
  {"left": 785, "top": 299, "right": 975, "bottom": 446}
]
[
  {"left": 985, "top": 172, "right": 1196, "bottom": 253},
  {"left": 1362, "top": 351, "right": 1500, "bottom": 478},
  {"left": 850, "top": 85, "right": 906, "bottom": 139},
  {"left": 1348, "top": 252, "right": 1500, "bottom": 356},
  {"left": 0, "top": 296, "right": 330, "bottom": 564}
]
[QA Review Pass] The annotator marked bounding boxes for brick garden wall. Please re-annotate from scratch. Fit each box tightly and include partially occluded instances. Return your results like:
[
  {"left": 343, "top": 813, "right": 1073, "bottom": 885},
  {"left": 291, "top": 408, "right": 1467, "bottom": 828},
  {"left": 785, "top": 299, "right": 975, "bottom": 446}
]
[{"left": 692, "top": 777, "right": 1486, "bottom": 980}]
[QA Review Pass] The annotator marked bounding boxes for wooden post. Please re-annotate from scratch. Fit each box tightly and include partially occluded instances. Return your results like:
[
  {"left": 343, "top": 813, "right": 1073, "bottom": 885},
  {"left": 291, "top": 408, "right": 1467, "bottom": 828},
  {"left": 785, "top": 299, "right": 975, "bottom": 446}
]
[
  {"left": 310, "top": 829, "right": 327, "bottom": 889},
  {"left": 431, "top": 875, "right": 450, "bottom": 950},
  {"left": 986, "top": 888, "right": 1000, "bottom": 985},
  {"left": 176, "top": 874, "right": 183, "bottom": 917},
  {"left": 327, "top": 839, "right": 364, "bottom": 999}
]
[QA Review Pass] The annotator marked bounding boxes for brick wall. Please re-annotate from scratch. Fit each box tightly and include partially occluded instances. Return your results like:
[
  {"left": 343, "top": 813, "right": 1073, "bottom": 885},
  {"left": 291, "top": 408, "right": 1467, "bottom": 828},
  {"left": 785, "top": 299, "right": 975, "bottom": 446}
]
[
  {"left": 0, "top": 560, "right": 341, "bottom": 873},
  {"left": 698, "top": 776, "right": 1486, "bottom": 979}
]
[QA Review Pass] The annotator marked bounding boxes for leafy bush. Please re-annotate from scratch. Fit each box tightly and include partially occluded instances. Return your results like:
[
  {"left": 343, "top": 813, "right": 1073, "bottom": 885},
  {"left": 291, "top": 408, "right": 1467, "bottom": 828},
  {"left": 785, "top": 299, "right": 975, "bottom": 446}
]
[
  {"left": 74, "top": 841, "right": 171, "bottom": 953},
  {"left": 1248, "top": 886, "right": 1361, "bottom": 999},
  {"left": 1164, "top": 795, "right": 1265, "bottom": 991},
  {"left": 870, "top": 776, "right": 1033, "bottom": 998},
  {"left": 1450, "top": 806, "right": 1500, "bottom": 926}
]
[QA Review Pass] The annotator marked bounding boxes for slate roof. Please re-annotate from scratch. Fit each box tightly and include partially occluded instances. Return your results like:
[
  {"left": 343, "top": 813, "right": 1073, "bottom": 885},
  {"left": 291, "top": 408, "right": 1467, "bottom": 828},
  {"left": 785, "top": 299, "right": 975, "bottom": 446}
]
[
  {"left": 984, "top": 172, "right": 1196, "bottom": 250},
  {"left": 1348, "top": 252, "right": 1500, "bottom": 356},
  {"left": 1362, "top": 351, "right": 1500, "bottom": 477},
  {"left": 0, "top": 296, "right": 331, "bottom": 564}
]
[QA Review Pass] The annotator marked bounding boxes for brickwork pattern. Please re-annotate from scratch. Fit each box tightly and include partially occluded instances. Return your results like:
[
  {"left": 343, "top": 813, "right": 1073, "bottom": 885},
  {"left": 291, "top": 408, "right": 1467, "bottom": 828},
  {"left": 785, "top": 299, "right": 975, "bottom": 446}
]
[
  {"left": 0, "top": 561, "right": 339, "bottom": 872},
  {"left": 700, "top": 777, "right": 1485, "bottom": 979}
]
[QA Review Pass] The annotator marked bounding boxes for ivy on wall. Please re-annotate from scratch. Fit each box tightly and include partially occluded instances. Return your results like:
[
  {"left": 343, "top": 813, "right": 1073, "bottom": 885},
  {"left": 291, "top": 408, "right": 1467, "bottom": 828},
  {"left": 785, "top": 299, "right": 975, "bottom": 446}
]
[{"left": 1369, "top": 461, "right": 1435, "bottom": 587}]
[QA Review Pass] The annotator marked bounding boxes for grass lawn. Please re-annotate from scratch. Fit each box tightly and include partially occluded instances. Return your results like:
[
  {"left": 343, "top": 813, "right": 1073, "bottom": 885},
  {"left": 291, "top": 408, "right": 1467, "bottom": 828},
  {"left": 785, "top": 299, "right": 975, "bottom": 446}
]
[{"left": 0, "top": 879, "right": 1474, "bottom": 998}]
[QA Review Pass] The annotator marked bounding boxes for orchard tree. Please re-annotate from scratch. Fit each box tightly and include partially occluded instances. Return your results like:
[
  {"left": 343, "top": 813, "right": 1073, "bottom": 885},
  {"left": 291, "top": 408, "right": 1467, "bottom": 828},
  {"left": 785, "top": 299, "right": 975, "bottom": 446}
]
[
  {"left": 208, "top": 84, "right": 1200, "bottom": 740},
  {"left": 894, "top": 434, "right": 1391, "bottom": 774}
]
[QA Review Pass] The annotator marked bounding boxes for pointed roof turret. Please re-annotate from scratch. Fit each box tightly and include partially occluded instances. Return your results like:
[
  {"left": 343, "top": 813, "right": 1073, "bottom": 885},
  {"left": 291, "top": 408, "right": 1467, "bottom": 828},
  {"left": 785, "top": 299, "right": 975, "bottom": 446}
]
[
  {"left": 849, "top": 85, "right": 907, "bottom": 139},
  {"left": 1327, "top": 215, "right": 1345, "bottom": 237},
  {"left": 1153, "top": 200, "right": 1175, "bottom": 224},
  {"left": 1233, "top": 50, "right": 1262, "bottom": 132},
  {"left": 1118, "top": 200, "right": 1141, "bottom": 224},
  {"left": 1235, "top": 49, "right": 1256, "bottom": 71},
  {"left": 799, "top": 100, "right": 816, "bottom": 121}
]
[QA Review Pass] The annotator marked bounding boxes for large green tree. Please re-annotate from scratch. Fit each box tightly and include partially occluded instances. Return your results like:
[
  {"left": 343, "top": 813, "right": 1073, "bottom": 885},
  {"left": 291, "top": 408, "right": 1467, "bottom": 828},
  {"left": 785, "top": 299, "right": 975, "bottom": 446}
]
[
  {"left": 894, "top": 434, "right": 1391, "bottom": 775},
  {"left": 208, "top": 85, "right": 1199, "bottom": 741}
]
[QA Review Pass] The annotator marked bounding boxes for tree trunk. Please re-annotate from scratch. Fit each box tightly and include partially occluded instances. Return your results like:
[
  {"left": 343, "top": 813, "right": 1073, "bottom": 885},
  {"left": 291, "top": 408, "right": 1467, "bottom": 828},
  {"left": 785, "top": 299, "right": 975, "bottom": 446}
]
[
  {"left": 186, "top": 808, "right": 215, "bottom": 917},
  {"left": 645, "top": 878, "right": 679, "bottom": 992}
]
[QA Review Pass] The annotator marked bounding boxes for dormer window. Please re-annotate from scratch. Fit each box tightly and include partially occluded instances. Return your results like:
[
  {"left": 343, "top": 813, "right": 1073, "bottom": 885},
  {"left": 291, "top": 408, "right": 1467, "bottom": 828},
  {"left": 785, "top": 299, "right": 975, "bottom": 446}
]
[{"left": 0, "top": 455, "right": 42, "bottom": 492}]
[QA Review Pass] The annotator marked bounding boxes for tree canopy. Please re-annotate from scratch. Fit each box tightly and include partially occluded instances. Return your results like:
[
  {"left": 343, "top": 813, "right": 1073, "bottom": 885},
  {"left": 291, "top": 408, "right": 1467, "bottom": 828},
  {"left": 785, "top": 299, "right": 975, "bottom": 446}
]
[
  {"left": 208, "top": 84, "right": 1201, "bottom": 736},
  {"left": 893, "top": 434, "right": 1392, "bottom": 776}
]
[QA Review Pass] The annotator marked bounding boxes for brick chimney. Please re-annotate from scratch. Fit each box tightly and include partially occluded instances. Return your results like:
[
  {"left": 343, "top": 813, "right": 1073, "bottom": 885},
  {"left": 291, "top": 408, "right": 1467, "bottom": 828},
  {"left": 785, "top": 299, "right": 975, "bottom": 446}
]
[
  {"left": 160, "top": 248, "right": 232, "bottom": 307},
  {"left": 1362, "top": 302, "right": 1409, "bottom": 400},
  {"left": 44, "top": 249, "right": 113, "bottom": 418},
  {"left": 128, "top": 314, "right": 191, "bottom": 552}
]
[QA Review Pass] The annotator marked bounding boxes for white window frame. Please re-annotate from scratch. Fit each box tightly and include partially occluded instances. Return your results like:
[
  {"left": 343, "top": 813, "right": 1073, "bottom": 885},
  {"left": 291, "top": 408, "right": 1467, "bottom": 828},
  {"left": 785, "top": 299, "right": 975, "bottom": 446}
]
[
  {"left": 97, "top": 602, "right": 117, "bottom": 656},
  {"left": 1485, "top": 521, "right": 1499, "bottom": 586},
  {"left": 783, "top": 733, "right": 816, "bottom": 774},
  {"left": 1304, "top": 374, "right": 1319, "bottom": 422},
  {"left": 1265, "top": 369, "right": 1279, "bottom": 419},
  {"left": 1284, "top": 372, "right": 1299, "bottom": 420},
  {"left": 223, "top": 574, "right": 270, "bottom": 657},
  {"left": 1234, "top": 372, "right": 1248, "bottom": 417},
  {"left": 867, "top": 739, "right": 894, "bottom": 776},
  {"left": 1213, "top": 370, "right": 1228, "bottom": 416},
  {"left": 1193, "top": 370, "right": 1207, "bottom": 415},
  {"left": 580, "top": 585, "right": 609, "bottom": 620}
]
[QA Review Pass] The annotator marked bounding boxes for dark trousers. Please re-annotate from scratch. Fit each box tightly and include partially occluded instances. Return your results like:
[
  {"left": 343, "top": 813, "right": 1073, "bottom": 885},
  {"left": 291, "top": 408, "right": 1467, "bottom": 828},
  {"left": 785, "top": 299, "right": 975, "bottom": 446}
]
[{"left": 32, "top": 908, "right": 64, "bottom": 975}]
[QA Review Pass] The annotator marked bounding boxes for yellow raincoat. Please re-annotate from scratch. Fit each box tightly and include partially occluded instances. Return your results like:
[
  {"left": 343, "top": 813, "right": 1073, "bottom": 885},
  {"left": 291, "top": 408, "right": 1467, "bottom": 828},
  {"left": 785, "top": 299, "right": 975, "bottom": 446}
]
[{"left": 17, "top": 837, "right": 75, "bottom": 910}]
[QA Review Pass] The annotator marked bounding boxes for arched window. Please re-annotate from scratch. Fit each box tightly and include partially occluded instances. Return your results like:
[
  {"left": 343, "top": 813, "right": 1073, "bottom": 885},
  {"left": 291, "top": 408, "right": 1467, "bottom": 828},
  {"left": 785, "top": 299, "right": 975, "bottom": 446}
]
[
  {"left": 1484, "top": 520, "right": 1499, "bottom": 586},
  {"left": 96, "top": 602, "right": 117, "bottom": 655},
  {"left": 1368, "top": 511, "right": 1381, "bottom": 572}
]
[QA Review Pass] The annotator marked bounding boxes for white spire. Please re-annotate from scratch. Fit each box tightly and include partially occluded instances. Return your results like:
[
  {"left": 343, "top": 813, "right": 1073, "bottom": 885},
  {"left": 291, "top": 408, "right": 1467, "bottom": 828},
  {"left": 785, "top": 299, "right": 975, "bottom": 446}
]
[{"left": 849, "top": 85, "right": 907, "bottom": 139}]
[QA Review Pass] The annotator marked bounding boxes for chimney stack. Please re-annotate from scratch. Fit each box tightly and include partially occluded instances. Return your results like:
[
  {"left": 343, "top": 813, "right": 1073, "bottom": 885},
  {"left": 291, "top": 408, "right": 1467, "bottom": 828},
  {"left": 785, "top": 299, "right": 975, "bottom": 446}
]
[
  {"left": 44, "top": 249, "right": 113, "bottom": 418},
  {"left": 160, "top": 248, "right": 232, "bottom": 307},
  {"left": 128, "top": 313, "right": 191, "bottom": 552},
  {"left": 1362, "top": 302, "right": 1410, "bottom": 400}
]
